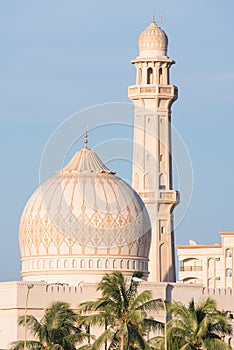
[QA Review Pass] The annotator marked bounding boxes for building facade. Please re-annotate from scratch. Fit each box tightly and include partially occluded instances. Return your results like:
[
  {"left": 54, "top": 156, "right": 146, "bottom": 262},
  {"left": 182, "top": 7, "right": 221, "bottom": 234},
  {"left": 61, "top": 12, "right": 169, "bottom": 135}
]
[{"left": 178, "top": 232, "right": 234, "bottom": 289}]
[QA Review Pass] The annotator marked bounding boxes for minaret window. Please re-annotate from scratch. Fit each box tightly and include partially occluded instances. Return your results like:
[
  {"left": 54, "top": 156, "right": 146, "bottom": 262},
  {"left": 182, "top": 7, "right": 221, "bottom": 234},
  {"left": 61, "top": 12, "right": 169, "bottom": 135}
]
[
  {"left": 159, "top": 173, "right": 166, "bottom": 190},
  {"left": 147, "top": 67, "right": 153, "bottom": 84},
  {"left": 159, "top": 68, "right": 163, "bottom": 84},
  {"left": 226, "top": 268, "right": 232, "bottom": 277}
]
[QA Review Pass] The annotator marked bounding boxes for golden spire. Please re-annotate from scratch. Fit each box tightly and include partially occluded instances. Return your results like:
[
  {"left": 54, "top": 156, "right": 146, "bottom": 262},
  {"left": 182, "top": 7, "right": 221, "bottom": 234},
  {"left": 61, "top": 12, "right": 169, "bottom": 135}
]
[
  {"left": 84, "top": 128, "right": 88, "bottom": 148},
  {"left": 152, "top": 13, "right": 155, "bottom": 23}
]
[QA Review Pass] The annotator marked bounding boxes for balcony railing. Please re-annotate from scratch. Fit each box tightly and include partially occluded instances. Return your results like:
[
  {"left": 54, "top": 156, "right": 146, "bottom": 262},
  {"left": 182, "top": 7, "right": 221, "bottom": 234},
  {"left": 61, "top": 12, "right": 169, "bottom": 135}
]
[{"left": 180, "top": 266, "right": 202, "bottom": 272}]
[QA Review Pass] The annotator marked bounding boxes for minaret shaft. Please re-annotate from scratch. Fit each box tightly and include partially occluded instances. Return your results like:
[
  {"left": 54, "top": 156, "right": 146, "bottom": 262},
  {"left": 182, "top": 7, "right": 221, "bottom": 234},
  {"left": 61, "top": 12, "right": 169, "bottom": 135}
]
[{"left": 129, "top": 53, "right": 179, "bottom": 282}]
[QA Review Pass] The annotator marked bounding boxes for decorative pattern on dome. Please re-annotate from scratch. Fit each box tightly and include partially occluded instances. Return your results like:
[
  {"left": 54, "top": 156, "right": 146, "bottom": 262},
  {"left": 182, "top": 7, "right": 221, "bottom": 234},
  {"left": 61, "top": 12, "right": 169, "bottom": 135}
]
[
  {"left": 19, "top": 146, "right": 151, "bottom": 282},
  {"left": 61, "top": 147, "right": 116, "bottom": 174},
  {"left": 138, "top": 19, "right": 168, "bottom": 56}
]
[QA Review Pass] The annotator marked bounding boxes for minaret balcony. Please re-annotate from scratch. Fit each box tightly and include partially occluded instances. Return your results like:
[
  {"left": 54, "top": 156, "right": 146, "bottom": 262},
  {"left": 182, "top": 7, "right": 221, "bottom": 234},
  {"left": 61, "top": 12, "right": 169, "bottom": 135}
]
[
  {"left": 158, "top": 190, "right": 179, "bottom": 205},
  {"left": 128, "top": 84, "right": 178, "bottom": 100}
]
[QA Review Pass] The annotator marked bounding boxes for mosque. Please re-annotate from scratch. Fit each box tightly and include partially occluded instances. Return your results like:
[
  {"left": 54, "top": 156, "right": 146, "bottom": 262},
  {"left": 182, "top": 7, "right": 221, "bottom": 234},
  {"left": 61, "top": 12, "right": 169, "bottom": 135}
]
[{"left": 0, "top": 17, "right": 234, "bottom": 349}]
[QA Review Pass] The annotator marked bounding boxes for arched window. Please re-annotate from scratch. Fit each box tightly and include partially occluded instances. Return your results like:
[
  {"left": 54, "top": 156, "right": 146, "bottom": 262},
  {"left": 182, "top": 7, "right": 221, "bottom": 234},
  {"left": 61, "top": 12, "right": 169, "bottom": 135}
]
[
  {"left": 226, "top": 268, "right": 232, "bottom": 278},
  {"left": 80, "top": 259, "right": 85, "bottom": 268},
  {"left": 113, "top": 260, "right": 116, "bottom": 269},
  {"left": 132, "top": 261, "right": 136, "bottom": 269},
  {"left": 127, "top": 260, "right": 130, "bottom": 269},
  {"left": 159, "top": 173, "right": 166, "bottom": 190},
  {"left": 89, "top": 259, "right": 93, "bottom": 268},
  {"left": 159, "top": 67, "right": 163, "bottom": 84},
  {"left": 208, "top": 258, "right": 214, "bottom": 268},
  {"left": 97, "top": 259, "right": 102, "bottom": 268},
  {"left": 226, "top": 249, "right": 232, "bottom": 258},
  {"left": 64, "top": 259, "right": 69, "bottom": 268},
  {"left": 144, "top": 173, "right": 150, "bottom": 191},
  {"left": 72, "top": 259, "right": 77, "bottom": 268},
  {"left": 147, "top": 67, "right": 153, "bottom": 84},
  {"left": 105, "top": 259, "right": 109, "bottom": 268},
  {"left": 120, "top": 260, "right": 123, "bottom": 269}
]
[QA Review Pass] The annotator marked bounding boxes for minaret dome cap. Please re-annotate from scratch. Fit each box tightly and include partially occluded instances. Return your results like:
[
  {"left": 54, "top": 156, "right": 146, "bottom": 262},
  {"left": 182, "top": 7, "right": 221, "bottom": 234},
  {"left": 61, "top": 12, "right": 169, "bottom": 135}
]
[{"left": 138, "top": 17, "right": 168, "bottom": 58}]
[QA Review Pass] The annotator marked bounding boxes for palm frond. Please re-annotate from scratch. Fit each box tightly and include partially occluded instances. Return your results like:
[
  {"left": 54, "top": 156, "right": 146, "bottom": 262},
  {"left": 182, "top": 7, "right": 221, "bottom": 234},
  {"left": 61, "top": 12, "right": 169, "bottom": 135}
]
[{"left": 9, "top": 340, "right": 43, "bottom": 350}]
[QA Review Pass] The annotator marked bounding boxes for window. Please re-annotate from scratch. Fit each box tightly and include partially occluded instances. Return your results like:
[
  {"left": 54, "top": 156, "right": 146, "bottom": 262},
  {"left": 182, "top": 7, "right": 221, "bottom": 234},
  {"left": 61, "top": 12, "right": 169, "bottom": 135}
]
[
  {"left": 159, "top": 68, "right": 163, "bottom": 84},
  {"left": 226, "top": 249, "right": 232, "bottom": 258},
  {"left": 208, "top": 259, "right": 214, "bottom": 268},
  {"left": 226, "top": 268, "right": 232, "bottom": 278},
  {"left": 147, "top": 67, "right": 153, "bottom": 84}
]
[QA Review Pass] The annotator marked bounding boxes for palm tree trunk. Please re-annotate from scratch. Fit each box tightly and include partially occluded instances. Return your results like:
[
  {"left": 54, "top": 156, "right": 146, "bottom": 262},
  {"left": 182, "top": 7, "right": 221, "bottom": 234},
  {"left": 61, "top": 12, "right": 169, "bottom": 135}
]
[{"left": 121, "top": 334, "right": 124, "bottom": 350}]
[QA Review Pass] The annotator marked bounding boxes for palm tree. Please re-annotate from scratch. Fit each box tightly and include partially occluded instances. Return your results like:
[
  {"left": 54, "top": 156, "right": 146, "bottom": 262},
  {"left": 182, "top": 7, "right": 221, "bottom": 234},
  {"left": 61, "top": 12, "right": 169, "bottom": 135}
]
[
  {"left": 157, "top": 297, "right": 232, "bottom": 350},
  {"left": 9, "top": 301, "right": 92, "bottom": 350},
  {"left": 77, "top": 271, "right": 164, "bottom": 350}
]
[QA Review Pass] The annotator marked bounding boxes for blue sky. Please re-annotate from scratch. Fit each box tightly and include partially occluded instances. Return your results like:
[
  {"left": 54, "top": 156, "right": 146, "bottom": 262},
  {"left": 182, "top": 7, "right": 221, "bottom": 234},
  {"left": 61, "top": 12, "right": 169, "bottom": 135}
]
[{"left": 0, "top": 0, "right": 234, "bottom": 281}]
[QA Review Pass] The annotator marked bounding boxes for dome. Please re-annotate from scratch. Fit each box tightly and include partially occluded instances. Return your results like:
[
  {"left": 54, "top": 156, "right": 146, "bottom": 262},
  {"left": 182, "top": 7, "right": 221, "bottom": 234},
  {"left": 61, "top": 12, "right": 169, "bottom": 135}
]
[
  {"left": 138, "top": 18, "right": 168, "bottom": 58},
  {"left": 19, "top": 145, "right": 151, "bottom": 283}
]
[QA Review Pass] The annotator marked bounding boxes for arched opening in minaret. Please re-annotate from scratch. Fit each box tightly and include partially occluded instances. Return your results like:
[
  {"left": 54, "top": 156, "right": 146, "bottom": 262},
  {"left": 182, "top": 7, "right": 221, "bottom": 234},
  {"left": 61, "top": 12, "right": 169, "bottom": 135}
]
[
  {"left": 159, "top": 173, "right": 166, "bottom": 190},
  {"left": 147, "top": 67, "right": 153, "bottom": 84},
  {"left": 159, "top": 68, "right": 163, "bottom": 85},
  {"left": 144, "top": 173, "right": 150, "bottom": 191},
  {"left": 138, "top": 68, "right": 142, "bottom": 84}
]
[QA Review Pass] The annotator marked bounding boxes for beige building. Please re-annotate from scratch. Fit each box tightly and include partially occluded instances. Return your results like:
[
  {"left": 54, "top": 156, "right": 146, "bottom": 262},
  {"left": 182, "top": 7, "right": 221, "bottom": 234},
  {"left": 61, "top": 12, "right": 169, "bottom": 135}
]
[
  {"left": 0, "top": 17, "right": 234, "bottom": 349},
  {"left": 178, "top": 232, "right": 234, "bottom": 289}
]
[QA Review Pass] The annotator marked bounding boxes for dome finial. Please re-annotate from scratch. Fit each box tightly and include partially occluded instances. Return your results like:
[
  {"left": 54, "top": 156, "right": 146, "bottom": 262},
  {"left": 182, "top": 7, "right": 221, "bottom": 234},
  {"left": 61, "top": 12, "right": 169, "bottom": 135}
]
[
  {"left": 152, "top": 13, "right": 155, "bottom": 24},
  {"left": 84, "top": 127, "right": 88, "bottom": 148}
]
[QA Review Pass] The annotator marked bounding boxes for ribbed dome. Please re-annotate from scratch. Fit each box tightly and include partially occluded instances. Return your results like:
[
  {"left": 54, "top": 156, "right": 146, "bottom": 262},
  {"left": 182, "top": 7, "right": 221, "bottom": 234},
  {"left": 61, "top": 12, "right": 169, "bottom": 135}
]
[
  {"left": 61, "top": 147, "right": 115, "bottom": 174},
  {"left": 138, "top": 19, "right": 168, "bottom": 58},
  {"left": 19, "top": 146, "right": 151, "bottom": 283}
]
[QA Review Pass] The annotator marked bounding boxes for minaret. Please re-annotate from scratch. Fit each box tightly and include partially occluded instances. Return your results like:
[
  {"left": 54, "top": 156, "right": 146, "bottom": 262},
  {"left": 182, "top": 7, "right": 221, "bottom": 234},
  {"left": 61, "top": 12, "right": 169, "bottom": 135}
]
[{"left": 128, "top": 17, "right": 179, "bottom": 282}]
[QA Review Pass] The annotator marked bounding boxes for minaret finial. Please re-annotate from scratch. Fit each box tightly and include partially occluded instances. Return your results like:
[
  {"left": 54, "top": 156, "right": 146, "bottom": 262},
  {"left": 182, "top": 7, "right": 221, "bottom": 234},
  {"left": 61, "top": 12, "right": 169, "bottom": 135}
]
[
  {"left": 152, "top": 13, "right": 155, "bottom": 23},
  {"left": 84, "top": 127, "right": 88, "bottom": 148}
]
